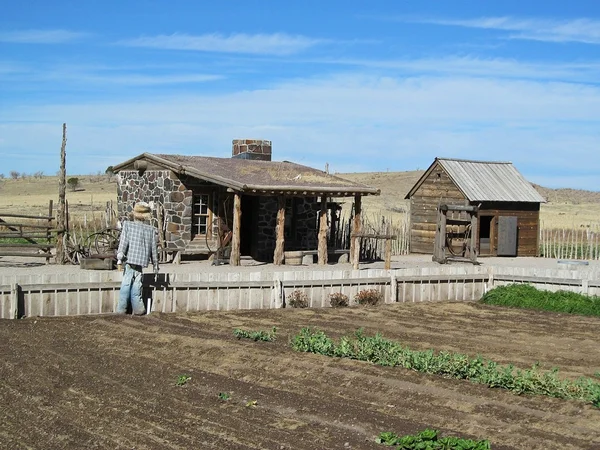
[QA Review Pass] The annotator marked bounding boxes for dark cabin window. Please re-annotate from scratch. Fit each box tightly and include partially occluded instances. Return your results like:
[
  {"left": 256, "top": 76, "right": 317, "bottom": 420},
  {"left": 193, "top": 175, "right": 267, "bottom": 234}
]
[{"left": 193, "top": 194, "right": 212, "bottom": 237}]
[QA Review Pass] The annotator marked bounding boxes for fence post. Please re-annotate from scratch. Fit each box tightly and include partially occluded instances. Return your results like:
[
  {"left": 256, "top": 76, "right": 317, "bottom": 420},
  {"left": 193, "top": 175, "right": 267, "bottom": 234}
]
[
  {"left": 390, "top": 273, "right": 397, "bottom": 303},
  {"left": 271, "top": 278, "right": 284, "bottom": 308},
  {"left": 581, "top": 279, "right": 589, "bottom": 296},
  {"left": 10, "top": 283, "right": 20, "bottom": 319},
  {"left": 486, "top": 267, "right": 494, "bottom": 293}
]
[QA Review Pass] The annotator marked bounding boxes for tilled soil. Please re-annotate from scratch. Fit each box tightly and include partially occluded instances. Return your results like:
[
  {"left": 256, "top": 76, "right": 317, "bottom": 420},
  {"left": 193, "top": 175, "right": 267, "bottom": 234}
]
[{"left": 1, "top": 302, "right": 599, "bottom": 450}]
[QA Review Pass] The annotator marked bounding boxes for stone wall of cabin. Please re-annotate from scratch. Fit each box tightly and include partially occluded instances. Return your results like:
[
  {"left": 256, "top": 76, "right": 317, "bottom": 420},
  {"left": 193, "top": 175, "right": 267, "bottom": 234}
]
[
  {"left": 116, "top": 170, "right": 193, "bottom": 251},
  {"left": 117, "top": 170, "right": 320, "bottom": 261},
  {"left": 251, "top": 197, "right": 319, "bottom": 261}
]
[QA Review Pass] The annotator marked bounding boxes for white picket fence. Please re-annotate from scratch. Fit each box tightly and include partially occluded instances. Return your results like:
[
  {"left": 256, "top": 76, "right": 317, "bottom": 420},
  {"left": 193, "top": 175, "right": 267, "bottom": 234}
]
[{"left": 1, "top": 265, "right": 599, "bottom": 319}]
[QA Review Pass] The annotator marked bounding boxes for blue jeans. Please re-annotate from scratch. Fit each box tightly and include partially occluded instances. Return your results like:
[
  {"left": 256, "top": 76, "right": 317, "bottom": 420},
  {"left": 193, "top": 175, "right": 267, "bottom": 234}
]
[{"left": 117, "top": 264, "right": 146, "bottom": 314}]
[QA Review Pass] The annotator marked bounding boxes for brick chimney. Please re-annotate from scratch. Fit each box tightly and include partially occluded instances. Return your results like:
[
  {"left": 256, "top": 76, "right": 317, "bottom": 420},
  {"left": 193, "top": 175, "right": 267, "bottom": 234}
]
[{"left": 232, "top": 139, "right": 272, "bottom": 161}]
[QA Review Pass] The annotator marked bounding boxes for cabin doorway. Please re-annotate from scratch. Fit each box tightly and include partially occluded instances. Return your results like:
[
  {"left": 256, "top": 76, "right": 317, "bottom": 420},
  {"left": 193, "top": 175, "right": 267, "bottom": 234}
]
[
  {"left": 240, "top": 195, "right": 258, "bottom": 257},
  {"left": 478, "top": 215, "right": 494, "bottom": 256}
]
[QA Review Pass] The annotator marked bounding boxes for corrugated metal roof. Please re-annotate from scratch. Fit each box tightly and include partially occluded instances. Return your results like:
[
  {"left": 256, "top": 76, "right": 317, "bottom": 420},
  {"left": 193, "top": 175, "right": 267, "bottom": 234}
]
[{"left": 437, "top": 158, "right": 545, "bottom": 203}]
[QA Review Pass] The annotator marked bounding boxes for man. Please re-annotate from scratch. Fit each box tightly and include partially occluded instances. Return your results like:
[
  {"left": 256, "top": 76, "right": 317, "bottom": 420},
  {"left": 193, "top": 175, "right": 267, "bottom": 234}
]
[{"left": 116, "top": 202, "right": 159, "bottom": 315}]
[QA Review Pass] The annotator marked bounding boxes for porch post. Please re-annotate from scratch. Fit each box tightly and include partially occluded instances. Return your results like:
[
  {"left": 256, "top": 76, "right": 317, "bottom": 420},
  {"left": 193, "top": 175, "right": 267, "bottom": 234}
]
[
  {"left": 273, "top": 196, "right": 286, "bottom": 265},
  {"left": 318, "top": 195, "right": 328, "bottom": 265},
  {"left": 229, "top": 193, "right": 242, "bottom": 266},
  {"left": 351, "top": 194, "right": 361, "bottom": 270}
]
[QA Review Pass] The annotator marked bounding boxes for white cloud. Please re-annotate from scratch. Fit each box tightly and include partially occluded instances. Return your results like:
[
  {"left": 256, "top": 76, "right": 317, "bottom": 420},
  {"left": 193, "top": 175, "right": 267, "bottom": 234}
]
[
  {"left": 325, "top": 56, "right": 600, "bottom": 84},
  {"left": 1, "top": 73, "right": 599, "bottom": 189},
  {"left": 0, "top": 29, "right": 89, "bottom": 44},
  {"left": 119, "top": 32, "right": 323, "bottom": 55},
  {"left": 413, "top": 16, "right": 600, "bottom": 45}
]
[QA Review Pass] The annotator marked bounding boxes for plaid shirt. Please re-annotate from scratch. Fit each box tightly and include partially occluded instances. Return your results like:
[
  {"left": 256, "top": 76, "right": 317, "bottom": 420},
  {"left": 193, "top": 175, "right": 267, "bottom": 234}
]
[{"left": 117, "top": 220, "right": 159, "bottom": 269}]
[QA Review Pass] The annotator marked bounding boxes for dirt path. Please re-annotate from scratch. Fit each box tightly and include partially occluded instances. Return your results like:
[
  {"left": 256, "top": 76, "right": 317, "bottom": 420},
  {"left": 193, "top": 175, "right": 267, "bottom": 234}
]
[{"left": 2, "top": 302, "right": 599, "bottom": 450}]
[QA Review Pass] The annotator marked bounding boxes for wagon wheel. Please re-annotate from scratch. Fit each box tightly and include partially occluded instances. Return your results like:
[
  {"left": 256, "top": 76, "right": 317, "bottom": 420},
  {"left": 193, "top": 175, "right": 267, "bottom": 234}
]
[
  {"left": 93, "top": 228, "right": 120, "bottom": 256},
  {"left": 63, "top": 232, "right": 88, "bottom": 265}
]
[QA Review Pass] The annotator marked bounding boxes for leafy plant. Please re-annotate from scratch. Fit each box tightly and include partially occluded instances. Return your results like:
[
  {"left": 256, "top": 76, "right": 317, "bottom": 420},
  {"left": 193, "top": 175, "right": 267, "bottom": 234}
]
[
  {"left": 355, "top": 288, "right": 383, "bottom": 306},
  {"left": 233, "top": 327, "right": 277, "bottom": 342},
  {"left": 481, "top": 284, "right": 600, "bottom": 317},
  {"left": 376, "top": 429, "right": 490, "bottom": 449},
  {"left": 329, "top": 292, "right": 349, "bottom": 308},
  {"left": 287, "top": 289, "right": 309, "bottom": 308},
  {"left": 218, "top": 392, "right": 231, "bottom": 401},
  {"left": 291, "top": 328, "right": 600, "bottom": 408},
  {"left": 175, "top": 374, "right": 191, "bottom": 386},
  {"left": 245, "top": 399, "right": 258, "bottom": 408}
]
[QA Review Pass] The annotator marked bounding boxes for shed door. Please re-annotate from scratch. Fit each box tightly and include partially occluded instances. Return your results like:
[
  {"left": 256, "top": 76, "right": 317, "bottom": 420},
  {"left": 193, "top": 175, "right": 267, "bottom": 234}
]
[{"left": 497, "top": 216, "right": 518, "bottom": 256}]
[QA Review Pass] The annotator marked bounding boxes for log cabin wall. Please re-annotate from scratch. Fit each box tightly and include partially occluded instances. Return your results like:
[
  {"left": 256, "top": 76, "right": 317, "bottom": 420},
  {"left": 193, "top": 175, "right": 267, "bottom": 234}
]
[
  {"left": 409, "top": 164, "right": 468, "bottom": 254},
  {"left": 478, "top": 202, "right": 540, "bottom": 257},
  {"left": 408, "top": 162, "right": 541, "bottom": 257}
]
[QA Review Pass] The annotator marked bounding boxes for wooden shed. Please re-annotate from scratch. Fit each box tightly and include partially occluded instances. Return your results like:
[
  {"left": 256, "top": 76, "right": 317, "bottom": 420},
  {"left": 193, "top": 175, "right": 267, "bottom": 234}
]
[
  {"left": 112, "top": 140, "right": 379, "bottom": 265},
  {"left": 405, "top": 158, "right": 546, "bottom": 257}
]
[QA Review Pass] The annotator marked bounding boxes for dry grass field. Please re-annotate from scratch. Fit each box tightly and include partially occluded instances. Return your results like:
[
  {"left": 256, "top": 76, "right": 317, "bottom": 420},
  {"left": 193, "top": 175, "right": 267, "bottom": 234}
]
[{"left": 0, "top": 172, "right": 599, "bottom": 229}]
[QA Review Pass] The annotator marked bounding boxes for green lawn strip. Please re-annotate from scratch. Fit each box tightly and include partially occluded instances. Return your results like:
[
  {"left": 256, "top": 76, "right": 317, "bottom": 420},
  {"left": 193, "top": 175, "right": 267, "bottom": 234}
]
[
  {"left": 377, "top": 429, "right": 490, "bottom": 450},
  {"left": 233, "top": 327, "right": 277, "bottom": 342},
  {"left": 480, "top": 284, "right": 600, "bottom": 317},
  {"left": 290, "top": 328, "right": 600, "bottom": 408}
]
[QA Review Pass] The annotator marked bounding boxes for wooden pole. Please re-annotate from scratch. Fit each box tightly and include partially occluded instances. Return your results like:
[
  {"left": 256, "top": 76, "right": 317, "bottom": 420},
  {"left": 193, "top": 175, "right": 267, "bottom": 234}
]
[
  {"left": 46, "top": 200, "right": 53, "bottom": 264},
  {"left": 351, "top": 195, "right": 361, "bottom": 270},
  {"left": 273, "top": 196, "right": 285, "bottom": 265},
  {"left": 384, "top": 237, "right": 392, "bottom": 270},
  {"left": 318, "top": 195, "right": 328, "bottom": 265},
  {"left": 470, "top": 211, "right": 478, "bottom": 263},
  {"left": 56, "top": 123, "right": 67, "bottom": 264},
  {"left": 229, "top": 193, "right": 242, "bottom": 266}
]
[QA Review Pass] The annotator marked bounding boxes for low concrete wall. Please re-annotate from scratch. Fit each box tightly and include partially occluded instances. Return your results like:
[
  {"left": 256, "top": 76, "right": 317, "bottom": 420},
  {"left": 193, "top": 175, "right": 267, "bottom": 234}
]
[{"left": 1, "top": 265, "right": 598, "bottom": 319}]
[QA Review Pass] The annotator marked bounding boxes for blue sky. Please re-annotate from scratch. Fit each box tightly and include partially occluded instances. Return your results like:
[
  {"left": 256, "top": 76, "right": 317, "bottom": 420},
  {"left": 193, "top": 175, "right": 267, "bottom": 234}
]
[{"left": 2, "top": 1, "right": 600, "bottom": 190}]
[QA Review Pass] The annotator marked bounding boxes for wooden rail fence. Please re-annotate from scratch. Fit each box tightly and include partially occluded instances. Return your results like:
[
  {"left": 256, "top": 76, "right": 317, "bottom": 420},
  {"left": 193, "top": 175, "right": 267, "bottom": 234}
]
[
  {"left": 2, "top": 265, "right": 599, "bottom": 319},
  {"left": 0, "top": 201, "right": 55, "bottom": 263}
]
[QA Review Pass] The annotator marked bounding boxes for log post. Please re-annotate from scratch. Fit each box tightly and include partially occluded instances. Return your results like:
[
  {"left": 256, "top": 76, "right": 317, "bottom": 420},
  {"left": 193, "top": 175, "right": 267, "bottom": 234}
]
[
  {"left": 317, "top": 195, "right": 328, "bottom": 265},
  {"left": 229, "top": 193, "right": 242, "bottom": 266},
  {"left": 384, "top": 237, "right": 392, "bottom": 270},
  {"left": 351, "top": 195, "right": 362, "bottom": 270},
  {"left": 56, "top": 123, "right": 67, "bottom": 264},
  {"left": 470, "top": 211, "right": 478, "bottom": 264},
  {"left": 273, "top": 196, "right": 286, "bottom": 265}
]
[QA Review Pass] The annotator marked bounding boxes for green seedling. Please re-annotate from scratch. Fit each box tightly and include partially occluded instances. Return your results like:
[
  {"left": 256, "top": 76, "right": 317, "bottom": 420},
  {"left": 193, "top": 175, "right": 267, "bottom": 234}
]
[
  {"left": 218, "top": 392, "right": 231, "bottom": 401},
  {"left": 245, "top": 400, "right": 258, "bottom": 408},
  {"left": 175, "top": 375, "right": 191, "bottom": 386},
  {"left": 291, "top": 327, "right": 600, "bottom": 408}
]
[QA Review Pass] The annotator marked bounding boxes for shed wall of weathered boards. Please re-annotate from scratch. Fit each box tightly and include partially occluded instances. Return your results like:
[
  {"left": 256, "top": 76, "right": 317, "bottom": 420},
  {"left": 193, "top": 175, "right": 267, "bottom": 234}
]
[{"left": 409, "top": 163, "right": 541, "bottom": 256}]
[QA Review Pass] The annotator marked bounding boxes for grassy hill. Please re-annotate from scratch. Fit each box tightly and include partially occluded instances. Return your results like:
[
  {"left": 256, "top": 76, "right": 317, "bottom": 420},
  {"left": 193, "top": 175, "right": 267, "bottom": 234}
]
[{"left": 1, "top": 172, "right": 599, "bottom": 229}]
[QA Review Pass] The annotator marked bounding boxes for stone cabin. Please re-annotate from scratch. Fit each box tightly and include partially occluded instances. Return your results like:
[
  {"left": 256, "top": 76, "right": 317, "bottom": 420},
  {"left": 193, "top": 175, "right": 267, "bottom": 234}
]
[
  {"left": 405, "top": 157, "right": 546, "bottom": 257},
  {"left": 111, "top": 140, "right": 379, "bottom": 265}
]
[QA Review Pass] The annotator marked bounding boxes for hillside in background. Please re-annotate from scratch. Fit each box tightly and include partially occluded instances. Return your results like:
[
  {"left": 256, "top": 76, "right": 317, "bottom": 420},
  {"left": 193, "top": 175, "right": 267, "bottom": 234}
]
[
  {"left": 337, "top": 171, "right": 600, "bottom": 205},
  {"left": 0, "top": 172, "right": 598, "bottom": 228}
]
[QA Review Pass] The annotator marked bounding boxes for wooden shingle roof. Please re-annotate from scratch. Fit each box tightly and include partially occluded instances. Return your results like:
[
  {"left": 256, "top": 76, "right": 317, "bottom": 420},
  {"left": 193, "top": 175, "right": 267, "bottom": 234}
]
[
  {"left": 406, "top": 158, "right": 546, "bottom": 203},
  {"left": 112, "top": 153, "right": 379, "bottom": 197}
]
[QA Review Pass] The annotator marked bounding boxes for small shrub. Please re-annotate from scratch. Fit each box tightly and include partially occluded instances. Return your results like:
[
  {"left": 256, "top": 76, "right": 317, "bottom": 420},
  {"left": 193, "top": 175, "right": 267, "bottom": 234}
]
[
  {"left": 175, "top": 374, "right": 191, "bottom": 386},
  {"left": 329, "top": 292, "right": 349, "bottom": 308},
  {"left": 67, "top": 177, "right": 80, "bottom": 192},
  {"left": 233, "top": 327, "right": 277, "bottom": 342},
  {"left": 355, "top": 288, "right": 383, "bottom": 306},
  {"left": 287, "top": 290, "right": 309, "bottom": 308}
]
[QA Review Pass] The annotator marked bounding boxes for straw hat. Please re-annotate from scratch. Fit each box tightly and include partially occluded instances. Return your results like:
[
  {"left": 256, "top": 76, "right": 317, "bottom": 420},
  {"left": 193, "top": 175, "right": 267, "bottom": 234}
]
[{"left": 133, "top": 202, "right": 152, "bottom": 221}]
